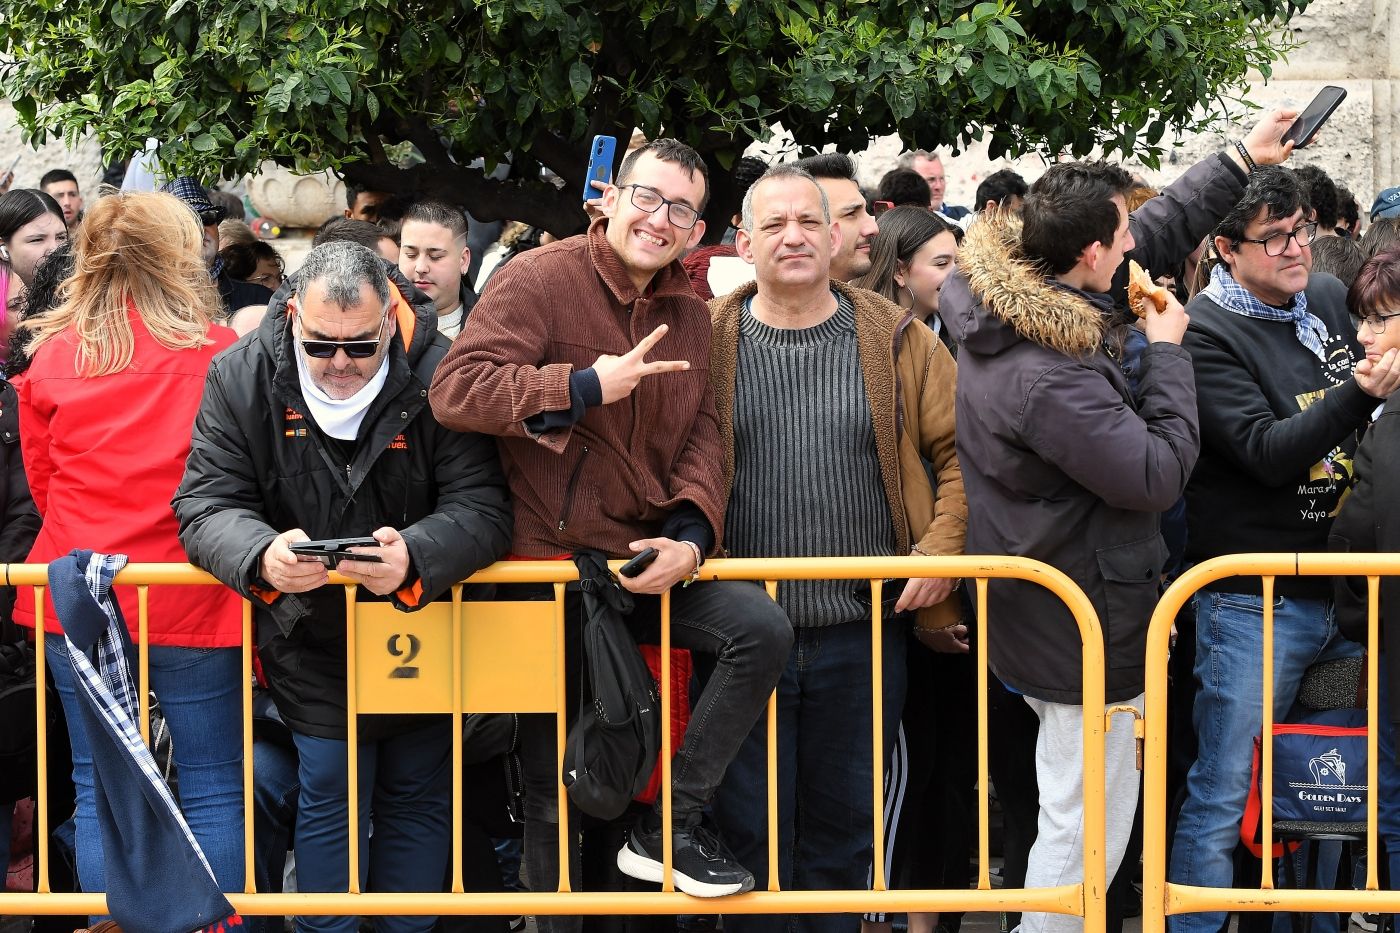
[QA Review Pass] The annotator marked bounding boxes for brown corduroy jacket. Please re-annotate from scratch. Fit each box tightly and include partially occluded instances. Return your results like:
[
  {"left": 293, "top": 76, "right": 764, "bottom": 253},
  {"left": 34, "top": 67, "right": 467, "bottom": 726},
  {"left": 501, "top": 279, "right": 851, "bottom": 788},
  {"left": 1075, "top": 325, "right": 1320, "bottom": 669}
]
[
  {"left": 709, "top": 280, "right": 967, "bottom": 630},
  {"left": 429, "top": 220, "right": 726, "bottom": 558}
]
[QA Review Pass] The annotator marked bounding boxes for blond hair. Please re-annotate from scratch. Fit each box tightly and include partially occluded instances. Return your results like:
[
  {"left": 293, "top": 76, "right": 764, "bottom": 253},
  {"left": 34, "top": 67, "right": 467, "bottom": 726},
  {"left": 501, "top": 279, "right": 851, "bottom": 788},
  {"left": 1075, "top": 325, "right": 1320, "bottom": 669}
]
[{"left": 22, "top": 191, "right": 219, "bottom": 376}]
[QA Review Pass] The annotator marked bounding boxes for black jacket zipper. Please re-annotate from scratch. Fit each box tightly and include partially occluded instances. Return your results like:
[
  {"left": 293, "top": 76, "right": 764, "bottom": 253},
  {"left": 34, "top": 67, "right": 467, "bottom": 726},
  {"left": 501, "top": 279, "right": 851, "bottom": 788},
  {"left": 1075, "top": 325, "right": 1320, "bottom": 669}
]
[{"left": 557, "top": 445, "right": 589, "bottom": 532}]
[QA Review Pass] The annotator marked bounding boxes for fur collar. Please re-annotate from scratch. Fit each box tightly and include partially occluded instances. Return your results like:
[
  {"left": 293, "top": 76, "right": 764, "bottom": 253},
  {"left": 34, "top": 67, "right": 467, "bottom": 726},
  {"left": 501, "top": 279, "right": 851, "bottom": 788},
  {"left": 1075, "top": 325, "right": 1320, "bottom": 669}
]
[{"left": 957, "top": 214, "right": 1106, "bottom": 357}]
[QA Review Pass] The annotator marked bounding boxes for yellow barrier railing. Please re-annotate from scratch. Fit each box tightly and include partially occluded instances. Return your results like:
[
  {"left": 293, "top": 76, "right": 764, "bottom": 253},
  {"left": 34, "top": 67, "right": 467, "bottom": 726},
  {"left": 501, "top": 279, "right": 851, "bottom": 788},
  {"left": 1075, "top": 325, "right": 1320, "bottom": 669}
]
[
  {"left": 1143, "top": 553, "right": 1400, "bottom": 931},
  {"left": 0, "top": 556, "right": 1105, "bottom": 927}
]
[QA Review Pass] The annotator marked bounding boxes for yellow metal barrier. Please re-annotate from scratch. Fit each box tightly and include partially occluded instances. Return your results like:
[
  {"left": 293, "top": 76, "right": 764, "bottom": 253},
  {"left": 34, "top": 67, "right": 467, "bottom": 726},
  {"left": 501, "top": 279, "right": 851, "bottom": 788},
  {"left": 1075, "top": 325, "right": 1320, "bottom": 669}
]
[
  {"left": 0, "top": 556, "right": 1106, "bottom": 927},
  {"left": 1143, "top": 553, "right": 1400, "bottom": 932}
]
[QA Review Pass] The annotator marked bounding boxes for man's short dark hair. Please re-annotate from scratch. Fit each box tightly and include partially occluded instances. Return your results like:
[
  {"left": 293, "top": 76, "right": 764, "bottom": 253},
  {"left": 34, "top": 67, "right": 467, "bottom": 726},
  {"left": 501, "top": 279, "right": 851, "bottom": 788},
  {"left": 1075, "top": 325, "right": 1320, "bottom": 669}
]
[
  {"left": 39, "top": 168, "right": 78, "bottom": 191},
  {"left": 795, "top": 152, "right": 858, "bottom": 183},
  {"left": 1213, "top": 165, "right": 1311, "bottom": 246},
  {"left": 616, "top": 138, "right": 711, "bottom": 213},
  {"left": 314, "top": 217, "right": 390, "bottom": 251},
  {"left": 345, "top": 181, "right": 406, "bottom": 222},
  {"left": 1021, "top": 161, "right": 1135, "bottom": 275},
  {"left": 1293, "top": 164, "right": 1339, "bottom": 230},
  {"left": 345, "top": 180, "right": 373, "bottom": 211},
  {"left": 1337, "top": 185, "right": 1360, "bottom": 233},
  {"left": 733, "top": 157, "right": 769, "bottom": 199},
  {"left": 220, "top": 239, "right": 284, "bottom": 280},
  {"left": 876, "top": 169, "right": 932, "bottom": 208},
  {"left": 402, "top": 200, "right": 469, "bottom": 240},
  {"left": 1361, "top": 217, "right": 1400, "bottom": 263},
  {"left": 975, "top": 169, "right": 1028, "bottom": 210},
  {"left": 1309, "top": 234, "right": 1364, "bottom": 288}
]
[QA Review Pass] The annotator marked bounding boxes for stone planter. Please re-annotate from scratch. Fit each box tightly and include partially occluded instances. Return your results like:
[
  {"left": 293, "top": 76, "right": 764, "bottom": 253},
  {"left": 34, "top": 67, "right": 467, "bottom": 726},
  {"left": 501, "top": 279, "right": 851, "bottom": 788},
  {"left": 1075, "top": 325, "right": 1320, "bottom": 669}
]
[{"left": 246, "top": 161, "right": 345, "bottom": 230}]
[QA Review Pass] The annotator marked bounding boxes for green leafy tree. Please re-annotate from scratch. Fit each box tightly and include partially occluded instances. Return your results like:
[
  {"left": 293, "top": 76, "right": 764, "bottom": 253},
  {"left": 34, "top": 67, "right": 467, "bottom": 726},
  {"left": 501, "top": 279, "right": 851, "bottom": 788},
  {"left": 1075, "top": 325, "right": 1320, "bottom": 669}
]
[{"left": 0, "top": 0, "right": 1306, "bottom": 239}]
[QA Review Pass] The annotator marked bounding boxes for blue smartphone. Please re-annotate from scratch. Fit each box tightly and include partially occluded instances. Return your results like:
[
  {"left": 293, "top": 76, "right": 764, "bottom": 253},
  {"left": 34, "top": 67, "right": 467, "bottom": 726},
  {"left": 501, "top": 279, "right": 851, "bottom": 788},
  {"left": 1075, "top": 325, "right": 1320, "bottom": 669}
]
[{"left": 583, "top": 135, "right": 617, "bottom": 204}]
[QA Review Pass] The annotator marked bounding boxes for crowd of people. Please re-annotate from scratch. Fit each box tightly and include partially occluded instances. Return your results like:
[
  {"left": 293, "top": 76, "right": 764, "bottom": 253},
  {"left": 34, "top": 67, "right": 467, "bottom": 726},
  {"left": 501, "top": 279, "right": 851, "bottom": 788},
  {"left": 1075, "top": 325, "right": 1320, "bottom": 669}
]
[{"left": 2, "top": 107, "right": 1400, "bottom": 933}]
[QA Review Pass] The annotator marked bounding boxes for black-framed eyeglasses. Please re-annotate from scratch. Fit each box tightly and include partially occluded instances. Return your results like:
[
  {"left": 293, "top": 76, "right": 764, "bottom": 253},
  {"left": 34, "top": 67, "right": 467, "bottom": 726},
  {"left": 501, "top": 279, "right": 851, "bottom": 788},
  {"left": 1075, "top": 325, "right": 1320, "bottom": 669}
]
[
  {"left": 1362, "top": 310, "right": 1400, "bottom": 334},
  {"left": 619, "top": 184, "right": 701, "bottom": 230},
  {"left": 297, "top": 312, "right": 389, "bottom": 359},
  {"left": 1236, "top": 221, "right": 1319, "bottom": 257}
]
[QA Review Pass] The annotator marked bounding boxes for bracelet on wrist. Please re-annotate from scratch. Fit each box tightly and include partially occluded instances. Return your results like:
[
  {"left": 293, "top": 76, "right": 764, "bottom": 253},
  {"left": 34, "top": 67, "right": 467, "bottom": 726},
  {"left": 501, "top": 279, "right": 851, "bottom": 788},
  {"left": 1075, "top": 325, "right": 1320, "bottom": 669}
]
[
  {"left": 1234, "top": 140, "right": 1258, "bottom": 174},
  {"left": 680, "top": 540, "right": 703, "bottom": 587}
]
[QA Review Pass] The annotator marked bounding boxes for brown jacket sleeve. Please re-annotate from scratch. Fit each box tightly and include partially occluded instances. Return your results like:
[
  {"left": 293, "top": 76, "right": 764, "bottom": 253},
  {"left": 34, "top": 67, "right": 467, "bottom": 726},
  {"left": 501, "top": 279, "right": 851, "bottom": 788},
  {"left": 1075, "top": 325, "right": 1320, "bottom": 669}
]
[
  {"left": 666, "top": 378, "right": 727, "bottom": 552},
  {"left": 428, "top": 257, "right": 575, "bottom": 452},
  {"left": 909, "top": 328, "right": 966, "bottom": 558}
]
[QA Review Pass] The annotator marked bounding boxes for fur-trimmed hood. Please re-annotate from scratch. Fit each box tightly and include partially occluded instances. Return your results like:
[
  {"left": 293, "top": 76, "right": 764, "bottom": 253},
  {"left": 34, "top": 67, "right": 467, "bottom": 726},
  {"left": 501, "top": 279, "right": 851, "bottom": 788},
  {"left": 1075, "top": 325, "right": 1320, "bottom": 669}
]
[{"left": 944, "top": 214, "right": 1106, "bottom": 358}]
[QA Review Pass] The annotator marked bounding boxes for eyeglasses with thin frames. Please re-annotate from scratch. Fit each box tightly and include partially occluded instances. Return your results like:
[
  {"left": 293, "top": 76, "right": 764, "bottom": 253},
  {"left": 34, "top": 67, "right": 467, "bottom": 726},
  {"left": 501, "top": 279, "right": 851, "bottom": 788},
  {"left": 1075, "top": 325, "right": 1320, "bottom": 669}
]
[
  {"left": 1236, "top": 221, "right": 1319, "bottom": 257},
  {"left": 619, "top": 184, "right": 701, "bottom": 230},
  {"left": 1362, "top": 310, "right": 1400, "bottom": 334},
  {"left": 297, "top": 312, "right": 390, "bottom": 359}
]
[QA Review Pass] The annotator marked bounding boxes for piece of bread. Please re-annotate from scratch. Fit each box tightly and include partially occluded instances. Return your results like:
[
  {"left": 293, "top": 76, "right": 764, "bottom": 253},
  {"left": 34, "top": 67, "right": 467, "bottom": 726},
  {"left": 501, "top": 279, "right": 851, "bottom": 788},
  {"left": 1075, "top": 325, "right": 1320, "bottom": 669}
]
[{"left": 1127, "top": 259, "right": 1170, "bottom": 318}]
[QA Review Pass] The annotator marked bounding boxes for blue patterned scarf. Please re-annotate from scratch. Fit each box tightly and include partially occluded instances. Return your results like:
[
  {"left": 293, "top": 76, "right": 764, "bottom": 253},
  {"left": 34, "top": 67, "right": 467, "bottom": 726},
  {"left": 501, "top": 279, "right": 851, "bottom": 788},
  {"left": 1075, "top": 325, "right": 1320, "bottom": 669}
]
[{"left": 1202, "top": 264, "right": 1329, "bottom": 362}]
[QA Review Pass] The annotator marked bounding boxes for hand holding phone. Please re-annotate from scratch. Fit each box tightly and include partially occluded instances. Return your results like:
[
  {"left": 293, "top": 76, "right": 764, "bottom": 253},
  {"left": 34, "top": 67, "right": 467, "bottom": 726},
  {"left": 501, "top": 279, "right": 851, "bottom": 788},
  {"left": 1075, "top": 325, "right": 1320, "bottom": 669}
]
[
  {"left": 289, "top": 536, "right": 384, "bottom": 567},
  {"left": 1282, "top": 86, "right": 1347, "bottom": 150},
  {"left": 583, "top": 135, "right": 617, "bottom": 206},
  {"left": 618, "top": 547, "right": 659, "bottom": 578},
  {"left": 260, "top": 528, "right": 331, "bottom": 594},
  {"left": 333, "top": 526, "right": 413, "bottom": 596}
]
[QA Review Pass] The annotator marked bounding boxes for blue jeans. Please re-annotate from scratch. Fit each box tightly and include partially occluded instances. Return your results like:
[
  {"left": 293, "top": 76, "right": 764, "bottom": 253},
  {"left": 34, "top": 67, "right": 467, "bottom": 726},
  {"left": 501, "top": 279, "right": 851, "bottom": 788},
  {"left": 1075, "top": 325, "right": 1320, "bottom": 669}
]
[
  {"left": 1168, "top": 592, "right": 1358, "bottom": 933},
  {"left": 713, "top": 617, "right": 907, "bottom": 933},
  {"left": 44, "top": 636, "right": 245, "bottom": 896},
  {"left": 291, "top": 719, "right": 452, "bottom": 933}
]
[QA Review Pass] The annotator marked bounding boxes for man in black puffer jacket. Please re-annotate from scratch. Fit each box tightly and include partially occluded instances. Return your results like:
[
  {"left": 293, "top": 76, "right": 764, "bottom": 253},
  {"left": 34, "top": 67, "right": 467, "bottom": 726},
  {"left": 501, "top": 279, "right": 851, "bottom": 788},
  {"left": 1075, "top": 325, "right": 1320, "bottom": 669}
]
[{"left": 174, "top": 241, "right": 512, "bottom": 933}]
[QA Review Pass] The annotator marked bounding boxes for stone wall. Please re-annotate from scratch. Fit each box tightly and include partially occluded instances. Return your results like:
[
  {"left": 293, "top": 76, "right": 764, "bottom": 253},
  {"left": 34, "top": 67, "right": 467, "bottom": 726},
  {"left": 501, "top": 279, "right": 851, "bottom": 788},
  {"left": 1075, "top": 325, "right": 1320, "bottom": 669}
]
[{"left": 0, "top": 109, "right": 105, "bottom": 194}]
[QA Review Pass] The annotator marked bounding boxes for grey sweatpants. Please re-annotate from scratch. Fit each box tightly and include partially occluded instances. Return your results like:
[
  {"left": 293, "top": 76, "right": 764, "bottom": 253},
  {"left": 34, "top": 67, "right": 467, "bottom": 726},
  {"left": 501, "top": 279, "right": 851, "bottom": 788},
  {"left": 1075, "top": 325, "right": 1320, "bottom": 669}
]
[{"left": 1018, "top": 693, "right": 1144, "bottom": 933}]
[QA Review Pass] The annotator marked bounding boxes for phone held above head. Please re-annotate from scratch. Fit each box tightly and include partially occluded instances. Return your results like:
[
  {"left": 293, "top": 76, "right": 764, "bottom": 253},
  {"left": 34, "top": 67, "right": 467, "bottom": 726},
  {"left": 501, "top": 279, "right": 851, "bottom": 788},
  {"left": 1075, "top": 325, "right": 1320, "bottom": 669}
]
[{"left": 1282, "top": 86, "right": 1347, "bottom": 150}]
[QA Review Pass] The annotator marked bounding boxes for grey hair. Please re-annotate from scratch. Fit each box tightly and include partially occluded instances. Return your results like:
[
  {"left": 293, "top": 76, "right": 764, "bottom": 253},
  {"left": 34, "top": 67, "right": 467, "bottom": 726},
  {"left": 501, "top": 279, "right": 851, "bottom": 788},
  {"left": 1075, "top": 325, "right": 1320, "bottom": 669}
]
[
  {"left": 740, "top": 164, "right": 830, "bottom": 231},
  {"left": 896, "top": 149, "right": 941, "bottom": 170},
  {"left": 296, "top": 241, "right": 389, "bottom": 308}
]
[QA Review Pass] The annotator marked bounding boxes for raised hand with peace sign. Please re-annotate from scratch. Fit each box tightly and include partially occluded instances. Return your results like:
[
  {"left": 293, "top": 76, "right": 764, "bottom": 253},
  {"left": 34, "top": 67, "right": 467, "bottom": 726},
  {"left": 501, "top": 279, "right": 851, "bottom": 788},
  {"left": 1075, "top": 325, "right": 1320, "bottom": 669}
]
[{"left": 592, "top": 323, "right": 692, "bottom": 403}]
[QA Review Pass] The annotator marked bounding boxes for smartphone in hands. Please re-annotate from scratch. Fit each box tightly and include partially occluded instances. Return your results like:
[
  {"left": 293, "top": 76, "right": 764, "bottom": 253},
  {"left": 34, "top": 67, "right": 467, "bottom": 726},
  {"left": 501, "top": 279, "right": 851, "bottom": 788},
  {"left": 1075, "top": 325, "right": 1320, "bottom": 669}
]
[{"left": 289, "top": 536, "right": 384, "bottom": 567}]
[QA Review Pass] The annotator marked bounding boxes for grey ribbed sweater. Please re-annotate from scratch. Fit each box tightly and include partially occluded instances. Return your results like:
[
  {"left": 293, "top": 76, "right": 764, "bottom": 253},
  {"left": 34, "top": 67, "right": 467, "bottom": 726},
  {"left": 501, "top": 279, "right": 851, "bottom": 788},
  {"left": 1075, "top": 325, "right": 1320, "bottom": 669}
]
[{"left": 724, "top": 293, "right": 896, "bottom": 627}]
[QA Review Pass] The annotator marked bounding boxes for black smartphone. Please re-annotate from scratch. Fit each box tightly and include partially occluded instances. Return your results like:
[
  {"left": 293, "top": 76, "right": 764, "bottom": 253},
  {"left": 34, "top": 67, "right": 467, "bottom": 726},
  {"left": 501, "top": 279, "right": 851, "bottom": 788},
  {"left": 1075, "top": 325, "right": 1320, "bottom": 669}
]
[
  {"left": 1282, "top": 86, "right": 1347, "bottom": 149},
  {"left": 289, "top": 536, "right": 385, "bottom": 567},
  {"left": 618, "top": 547, "right": 659, "bottom": 578},
  {"left": 583, "top": 135, "right": 617, "bottom": 204}
]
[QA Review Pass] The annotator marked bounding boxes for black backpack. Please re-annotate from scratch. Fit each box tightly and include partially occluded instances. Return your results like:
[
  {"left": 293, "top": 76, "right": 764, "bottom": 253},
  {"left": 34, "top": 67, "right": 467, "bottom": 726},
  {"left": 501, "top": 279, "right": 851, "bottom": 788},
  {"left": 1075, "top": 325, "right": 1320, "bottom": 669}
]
[{"left": 563, "top": 550, "right": 661, "bottom": 820}]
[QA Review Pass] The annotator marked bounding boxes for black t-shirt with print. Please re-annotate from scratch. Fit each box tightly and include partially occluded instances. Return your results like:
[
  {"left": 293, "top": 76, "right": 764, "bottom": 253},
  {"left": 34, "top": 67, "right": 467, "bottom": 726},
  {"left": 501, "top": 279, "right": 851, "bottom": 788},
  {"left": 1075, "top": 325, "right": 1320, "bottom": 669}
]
[{"left": 1184, "top": 273, "right": 1377, "bottom": 597}]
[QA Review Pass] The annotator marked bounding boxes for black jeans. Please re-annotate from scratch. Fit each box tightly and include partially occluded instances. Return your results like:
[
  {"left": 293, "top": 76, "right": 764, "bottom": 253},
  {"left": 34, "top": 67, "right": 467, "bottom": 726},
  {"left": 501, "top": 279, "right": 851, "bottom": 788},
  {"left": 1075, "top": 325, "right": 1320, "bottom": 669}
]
[{"left": 516, "top": 580, "right": 791, "bottom": 932}]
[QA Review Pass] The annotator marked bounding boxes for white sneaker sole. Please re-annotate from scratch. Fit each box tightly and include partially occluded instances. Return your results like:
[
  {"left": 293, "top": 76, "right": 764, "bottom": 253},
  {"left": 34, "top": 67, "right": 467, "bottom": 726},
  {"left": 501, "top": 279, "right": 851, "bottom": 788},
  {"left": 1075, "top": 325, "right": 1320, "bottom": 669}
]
[{"left": 616, "top": 843, "right": 752, "bottom": 897}]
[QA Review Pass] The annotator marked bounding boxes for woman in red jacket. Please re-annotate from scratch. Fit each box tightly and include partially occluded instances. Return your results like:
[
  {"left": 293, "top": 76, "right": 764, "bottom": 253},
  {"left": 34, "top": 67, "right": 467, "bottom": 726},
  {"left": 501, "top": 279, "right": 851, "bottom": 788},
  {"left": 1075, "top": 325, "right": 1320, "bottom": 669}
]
[{"left": 15, "top": 190, "right": 244, "bottom": 895}]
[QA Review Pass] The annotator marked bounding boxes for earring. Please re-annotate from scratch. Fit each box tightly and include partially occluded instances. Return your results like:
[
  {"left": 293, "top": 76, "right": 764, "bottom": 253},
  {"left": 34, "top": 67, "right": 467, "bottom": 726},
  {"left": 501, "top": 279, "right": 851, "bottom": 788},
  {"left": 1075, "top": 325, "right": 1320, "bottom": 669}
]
[{"left": 0, "top": 246, "right": 8, "bottom": 263}]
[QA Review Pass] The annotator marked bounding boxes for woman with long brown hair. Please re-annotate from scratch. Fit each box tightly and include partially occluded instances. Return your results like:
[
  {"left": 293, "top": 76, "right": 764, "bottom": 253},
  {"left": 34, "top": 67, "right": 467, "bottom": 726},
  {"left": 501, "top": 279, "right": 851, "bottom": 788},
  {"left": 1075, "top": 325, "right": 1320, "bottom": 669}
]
[{"left": 14, "top": 190, "right": 244, "bottom": 897}]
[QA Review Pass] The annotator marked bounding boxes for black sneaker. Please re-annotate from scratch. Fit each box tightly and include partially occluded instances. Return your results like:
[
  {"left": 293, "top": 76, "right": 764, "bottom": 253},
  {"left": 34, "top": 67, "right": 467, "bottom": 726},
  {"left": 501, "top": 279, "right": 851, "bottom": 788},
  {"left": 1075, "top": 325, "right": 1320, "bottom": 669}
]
[{"left": 616, "top": 819, "right": 755, "bottom": 897}]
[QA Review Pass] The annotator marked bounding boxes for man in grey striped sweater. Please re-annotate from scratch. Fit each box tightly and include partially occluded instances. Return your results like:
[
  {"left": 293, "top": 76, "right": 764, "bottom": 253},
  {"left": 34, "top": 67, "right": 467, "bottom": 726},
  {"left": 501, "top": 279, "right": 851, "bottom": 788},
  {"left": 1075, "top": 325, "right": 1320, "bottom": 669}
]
[{"left": 709, "top": 164, "right": 965, "bottom": 933}]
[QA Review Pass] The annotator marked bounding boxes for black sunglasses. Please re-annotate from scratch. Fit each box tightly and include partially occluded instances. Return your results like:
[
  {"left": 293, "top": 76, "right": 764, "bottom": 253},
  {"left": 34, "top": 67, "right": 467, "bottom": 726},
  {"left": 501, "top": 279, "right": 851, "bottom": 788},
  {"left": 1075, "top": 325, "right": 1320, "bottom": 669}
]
[
  {"left": 297, "top": 314, "right": 389, "bottom": 359},
  {"left": 199, "top": 206, "right": 228, "bottom": 227}
]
